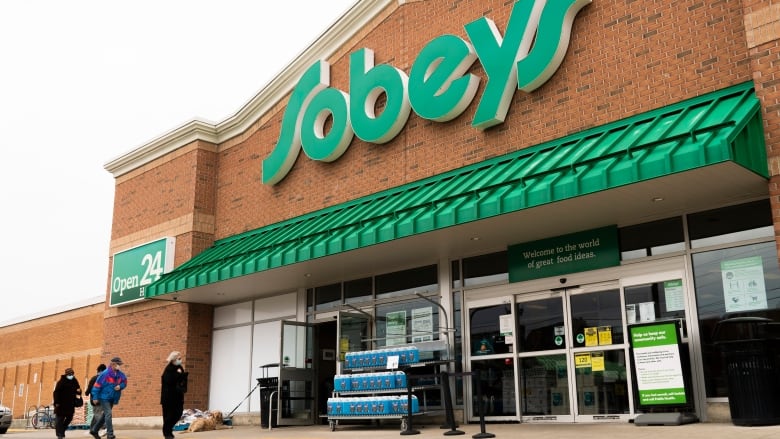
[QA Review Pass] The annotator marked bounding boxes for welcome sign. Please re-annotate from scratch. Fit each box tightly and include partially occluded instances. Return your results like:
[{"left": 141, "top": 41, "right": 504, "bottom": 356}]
[{"left": 263, "top": 0, "right": 592, "bottom": 185}]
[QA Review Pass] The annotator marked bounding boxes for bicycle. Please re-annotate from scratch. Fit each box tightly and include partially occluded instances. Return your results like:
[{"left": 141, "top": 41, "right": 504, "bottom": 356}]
[{"left": 31, "top": 405, "right": 56, "bottom": 429}]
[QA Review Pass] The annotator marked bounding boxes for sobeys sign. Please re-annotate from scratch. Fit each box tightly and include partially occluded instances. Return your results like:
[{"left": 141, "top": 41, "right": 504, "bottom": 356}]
[{"left": 263, "top": 0, "right": 592, "bottom": 185}]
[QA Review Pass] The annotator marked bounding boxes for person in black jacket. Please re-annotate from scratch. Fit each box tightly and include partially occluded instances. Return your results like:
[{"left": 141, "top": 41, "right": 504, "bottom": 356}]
[
  {"left": 160, "top": 351, "right": 188, "bottom": 439},
  {"left": 85, "top": 364, "right": 107, "bottom": 433},
  {"left": 53, "top": 367, "right": 83, "bottom": 439}
]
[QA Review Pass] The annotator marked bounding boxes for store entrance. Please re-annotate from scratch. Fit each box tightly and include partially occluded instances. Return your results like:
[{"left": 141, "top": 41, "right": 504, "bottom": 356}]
[
  {"left": 515, "top": 283, "right": 630, "bottom": 422},
  {"left": 467, "top": 265, "right": 696, "bottom": 423}
]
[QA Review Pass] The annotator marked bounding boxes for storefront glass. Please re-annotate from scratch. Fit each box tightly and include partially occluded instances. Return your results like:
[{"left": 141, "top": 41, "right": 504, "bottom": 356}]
[
  {"left": 471, "top": 358, "right": 516, "bottom": 416},
  {"left": 693, "top": 241, "right": 780, "bottom": 397}
]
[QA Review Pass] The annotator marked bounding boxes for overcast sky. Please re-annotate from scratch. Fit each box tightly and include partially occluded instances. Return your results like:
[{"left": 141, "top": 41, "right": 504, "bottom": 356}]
[{"left": 0, "top": 0, "right": 356, "bottom": 324}]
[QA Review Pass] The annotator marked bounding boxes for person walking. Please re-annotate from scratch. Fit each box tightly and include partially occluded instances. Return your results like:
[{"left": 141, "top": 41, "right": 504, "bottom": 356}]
[
  {"left": 85, "top": 364, "right": 107, "bottom": 434},
  {"left": 52, "top": 367, "right": 83, "bottom": 439},
  {"left": 89, "top": 357, "right": 127, "bottom": 439},
  {"left": 160, "top": 351, "right": 188, "bottom": 439}
]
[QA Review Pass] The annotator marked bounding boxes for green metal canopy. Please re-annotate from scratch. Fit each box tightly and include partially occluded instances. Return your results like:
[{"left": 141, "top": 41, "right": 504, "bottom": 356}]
[{"left": 146, "top": 81, "right": 766, "bottom": 297}]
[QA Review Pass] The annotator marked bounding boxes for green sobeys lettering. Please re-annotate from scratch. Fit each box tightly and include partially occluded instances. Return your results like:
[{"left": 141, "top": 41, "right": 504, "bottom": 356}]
[{"left": 263, "top": 0, "right": 591, "bottom": 185}]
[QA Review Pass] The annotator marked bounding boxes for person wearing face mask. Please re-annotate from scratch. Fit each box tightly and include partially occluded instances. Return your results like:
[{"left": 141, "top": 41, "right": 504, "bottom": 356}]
[
  {"left": 160, "top": 351, "right": 188, "bottom": 439},
  {"left": 89, "top": 357, "right": 127, "bottom": 439},
  {"left": 53, "top": 367, "right": 82, "bottom": 439}
]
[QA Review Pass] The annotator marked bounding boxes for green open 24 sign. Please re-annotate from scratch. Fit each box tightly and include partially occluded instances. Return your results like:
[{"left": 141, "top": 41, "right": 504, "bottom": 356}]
[{"left": 110, "top": 237, "right": 175, "bottom": 306}]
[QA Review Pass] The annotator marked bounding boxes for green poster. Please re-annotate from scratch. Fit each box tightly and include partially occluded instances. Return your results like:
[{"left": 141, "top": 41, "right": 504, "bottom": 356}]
[
  {"left": 629, "top": 322, "right": 687, "bottom": 406},
  {"left": 386, "top": 310, "right": 407, "bottom": 346}
]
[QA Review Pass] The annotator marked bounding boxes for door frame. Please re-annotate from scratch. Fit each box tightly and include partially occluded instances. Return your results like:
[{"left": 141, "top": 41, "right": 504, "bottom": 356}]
[{"left": 463, "top": 256, "right": 699, "bottom": 423}]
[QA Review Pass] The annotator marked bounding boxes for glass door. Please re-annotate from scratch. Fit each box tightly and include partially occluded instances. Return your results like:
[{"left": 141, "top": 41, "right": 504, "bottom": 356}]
[
  {"left": 336, "top": 311, "right": 372, "bottom": 374},
  {"left": 278, "top": 321, "right": 315, "bottom": 426},
  {"left": 516, "top": 291, "right": 572, "bottom": 422},
  {"left": 567, "top": 283, "right": 631, "bottom": 421},
  {"left": 466, "top": 297, "right": 518, "bottom": 421}
]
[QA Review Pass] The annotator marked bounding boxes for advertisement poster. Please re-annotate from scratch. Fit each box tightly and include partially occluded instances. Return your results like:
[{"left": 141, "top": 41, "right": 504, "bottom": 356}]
[
  {"left": 584, "top": 327, "right": 598, "bottom": 347},
  {"left": 629, "top": 321, "right": 687, "bottom": 406},
  {"left": 411, "top": 307, "right": 433, "bottom": 342},
  {"left": 663, "top": 279, "right": 685, "bottom": 312},
  {"left": 721, "top": 256, "right": 768, "bottom": 313},
  {"left": 386, "top": 310, "right": 407, "bottom": 346}
]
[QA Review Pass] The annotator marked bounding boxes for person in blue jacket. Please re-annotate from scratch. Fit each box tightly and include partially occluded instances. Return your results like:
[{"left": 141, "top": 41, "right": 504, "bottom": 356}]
[{"left": 89, "top": 357, "right": 127, "bottom": 439}]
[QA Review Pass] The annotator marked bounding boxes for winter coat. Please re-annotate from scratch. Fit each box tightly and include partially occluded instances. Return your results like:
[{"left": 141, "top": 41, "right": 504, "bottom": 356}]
[
  {"left": 92, "top": 368, "right": 127, "bottom": 405},
  {"left": 160, "top": 362, "right": 188, "bottom": 407},
  {"left": 53, "top": 375, "right": 82, "bottom": 416}
]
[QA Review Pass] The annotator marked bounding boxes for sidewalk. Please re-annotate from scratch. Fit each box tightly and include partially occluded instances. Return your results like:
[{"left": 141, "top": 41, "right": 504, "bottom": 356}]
[{"left": 9, "top": 422, "right": 780, "bottom": 439}]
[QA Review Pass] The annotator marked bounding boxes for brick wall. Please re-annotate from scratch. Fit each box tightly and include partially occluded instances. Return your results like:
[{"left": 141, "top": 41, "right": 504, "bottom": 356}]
[
  {"left": 101, "top": 0, "right": 768, "bottom": 419},
  {"left": 210, "top": 0, "right": 753, "bottom": 240},
  {"left": 0, "top": 304, "right": 103, "bottom": 419}
]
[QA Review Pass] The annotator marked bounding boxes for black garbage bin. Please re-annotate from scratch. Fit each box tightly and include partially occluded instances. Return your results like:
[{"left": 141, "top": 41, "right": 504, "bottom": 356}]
[
  {"left": 258, "top": 376, "right": 279, "bottom": 428},
  {"left": 713, "top": 317, "right": 780, "bottom": 426}
]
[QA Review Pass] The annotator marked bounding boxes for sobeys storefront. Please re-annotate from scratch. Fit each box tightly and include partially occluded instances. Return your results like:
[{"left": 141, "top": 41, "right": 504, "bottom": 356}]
[{"left": 104, "top": 0, "right": 780, "bottom": 427}]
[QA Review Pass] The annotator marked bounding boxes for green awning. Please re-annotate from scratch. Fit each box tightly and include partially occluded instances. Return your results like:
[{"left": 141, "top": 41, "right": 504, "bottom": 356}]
[{"left": 146, "top": 81, "right": 766, "bottom": 297}]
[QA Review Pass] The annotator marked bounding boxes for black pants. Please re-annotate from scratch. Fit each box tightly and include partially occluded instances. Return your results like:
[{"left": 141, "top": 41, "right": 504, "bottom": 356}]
[
  {"left": 55, "top": 410, "right": 74, "bottom": 438},
  {"left": 162, "top": 402, "right": 183, "bottom": 438}
]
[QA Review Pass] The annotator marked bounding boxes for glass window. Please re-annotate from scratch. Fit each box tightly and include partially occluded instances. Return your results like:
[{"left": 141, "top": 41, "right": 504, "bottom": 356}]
[
  {"left": 569, "top": 289, "right": 624, "bottom": 347},
  {"left": 315, "top": 283, "right": 341, "bottom": 310},
  {"left": 688, "top": 200, "right": 772, "bottom": 248},
  {"left": 517, "top": 297, "right": 566, "bottom": 352},
  {"left": 471, "top": 358, "right": 516, "bottom": 416},
  {"left": 375, "top": 265, "right": 438, "bottom": 299},
  {"left": 619, "top": 217, "right": 684, "bottom": 260},
  {"left": 624, "top": 280, "right": 687, "bottom": 337},
  {"left": 452, "top": 291, "right": 464, "bottom": 406},
  {"left": 462, "top": 251, "right": 508, "bottom": 287},
  {"left": 375, "top": 297, "right": 440, "bottom": 348},
  {"left": 306, "top": 288, "right": 314, "bottom": 313},
  {"left": 452, "top": 260, "right": 461, "bottom": 289},
  {"left": 469, "top": 304, "right": 512, "bottom": 355},
  {"left": 692, "top": 241, "right": 780, "bottom": 397},
  {"left": 344, "top": 277, "right": 372, "bottom": 304},
  {"left": 519, "top": 355, "right": 568, "bottom": 416}
]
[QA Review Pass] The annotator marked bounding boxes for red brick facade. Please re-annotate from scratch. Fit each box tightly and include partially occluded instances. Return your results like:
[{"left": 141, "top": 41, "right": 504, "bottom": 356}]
[{"left": 4, "top": 0, "right": 778, "bottom": 422}]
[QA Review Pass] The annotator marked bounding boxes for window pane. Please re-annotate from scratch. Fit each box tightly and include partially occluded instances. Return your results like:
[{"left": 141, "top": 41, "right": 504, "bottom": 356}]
[
  {"left": 344, "top": 277, "right": 372, "bottom": 304},
  {"left": 469, "top": 304, "right": 512, "bottom": 355},
  {"left": 463, "top": 251, "right": 508, "bottom": 287},
  {"left": 375, "top": 297, "right": 440, "bottom": 348},
  {"left": 375, "top": 265, "right": 438, "bottom": 299},
  {"left": 619, "top": 217, "right": 684, "bottom": 260},
  {"left": 688, "top": 200, "right": 772, "bottom": 248},
  {"left": 517, "top": 297, "right": 566, "bottom": 352},
  {"left": 315, "top": 283, "right": 341, "bottom": 310},
  {"left": 692, "top": 241, "right": 780, "bottom": 397},
  {"left": 624, "top": 280, "right": 687, "bottom": 337},
  {"left": 471, "top": 358, "right": 516, "bottom": 416},
  {"left": 569, "top": 289, "right": 624, "bottom": 346}
]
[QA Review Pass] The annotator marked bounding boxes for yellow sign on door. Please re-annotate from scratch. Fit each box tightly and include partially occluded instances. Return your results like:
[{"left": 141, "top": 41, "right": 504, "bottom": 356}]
[
  {"left": 584, "top": 327, "right": 598, "bottom": 347},
  {"left": 598, "top": 326, "right": 612, "bottom": 345},
  {"left": 574, "top": 352, "right": 592, "bottom": 368}
]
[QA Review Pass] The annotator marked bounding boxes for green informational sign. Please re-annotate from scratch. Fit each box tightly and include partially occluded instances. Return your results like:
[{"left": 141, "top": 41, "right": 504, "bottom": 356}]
[
  {"left": 629, "top": 321, "right": 687, "bottom": 406},
  {"left": 386, "top": 310, "right": 407, "bottom": 346},
  {"left": 110, "top": 237, "right": 175, "bottom": 306},
  {"left": 508, "top": 226, "right": 619, "bottom": 282}
]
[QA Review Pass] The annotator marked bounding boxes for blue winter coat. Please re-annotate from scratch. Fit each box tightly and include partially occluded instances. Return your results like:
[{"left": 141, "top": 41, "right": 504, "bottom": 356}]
[{"left": 92, "top": 367, "right": 128, "bottom": 405}]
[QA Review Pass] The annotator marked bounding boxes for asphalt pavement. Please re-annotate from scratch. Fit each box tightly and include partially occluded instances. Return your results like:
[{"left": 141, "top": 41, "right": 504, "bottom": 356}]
[{"left": 4, "top": 422, "right": 780, "bottom": 439}]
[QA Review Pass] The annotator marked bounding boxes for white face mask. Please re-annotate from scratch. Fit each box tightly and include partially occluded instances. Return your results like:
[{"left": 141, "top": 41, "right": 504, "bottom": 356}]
[
  {"left": 174, "top": 359, "right": 182, "bottom": 366},
  {"left": 66, "top": 375, "right": 74, "bottom": 380},
  {"left": 115, "top": 365, "right": 121, "bottom": 371}
]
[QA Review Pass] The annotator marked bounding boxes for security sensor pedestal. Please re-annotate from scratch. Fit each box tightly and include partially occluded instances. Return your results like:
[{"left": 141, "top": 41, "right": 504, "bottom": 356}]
[{"left": 634, "top": 412, "right": 698, "bottom": 426}]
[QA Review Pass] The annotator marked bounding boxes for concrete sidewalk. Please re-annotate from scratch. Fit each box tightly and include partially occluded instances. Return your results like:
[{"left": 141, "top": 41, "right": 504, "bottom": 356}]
[{"left": 8, "top": 422, "right": 780, "bottom": 439}]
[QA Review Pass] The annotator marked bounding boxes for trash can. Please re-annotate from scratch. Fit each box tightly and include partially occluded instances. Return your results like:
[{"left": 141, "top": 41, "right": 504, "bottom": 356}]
[
  {"left": 258, "top": 363, "right": 280, "bottom": 428},
  {"left": 713, "top": 317, "right": 780, "bottom": 426}
]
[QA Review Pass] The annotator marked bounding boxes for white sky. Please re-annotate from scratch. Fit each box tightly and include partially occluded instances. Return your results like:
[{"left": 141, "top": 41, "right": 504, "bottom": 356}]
[{"left": 0, "top": 0, "right": 356, "bottom": 324}]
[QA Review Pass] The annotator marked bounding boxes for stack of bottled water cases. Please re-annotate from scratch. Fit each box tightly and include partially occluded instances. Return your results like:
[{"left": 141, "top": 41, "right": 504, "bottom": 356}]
[
  {"left": 333, "top": 371, "right": 407, "bottom": 392},
  {"left": 343, "top": 346, "right": 420, "bottom": 369},
  {"left": 326, "top": 395, "right": 419, "bottom": 416}
]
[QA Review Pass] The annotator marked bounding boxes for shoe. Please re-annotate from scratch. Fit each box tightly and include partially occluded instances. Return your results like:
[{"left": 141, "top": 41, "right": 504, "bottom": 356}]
[{"left": 89, "top": 431, "right": 100, "bottom": 439}]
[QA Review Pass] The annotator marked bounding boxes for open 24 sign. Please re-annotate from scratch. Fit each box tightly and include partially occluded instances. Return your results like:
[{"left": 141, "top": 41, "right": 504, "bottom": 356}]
[{"left": 110, "top": 237, "right": 175, "bottom": 306}]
